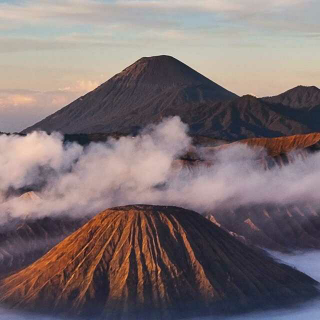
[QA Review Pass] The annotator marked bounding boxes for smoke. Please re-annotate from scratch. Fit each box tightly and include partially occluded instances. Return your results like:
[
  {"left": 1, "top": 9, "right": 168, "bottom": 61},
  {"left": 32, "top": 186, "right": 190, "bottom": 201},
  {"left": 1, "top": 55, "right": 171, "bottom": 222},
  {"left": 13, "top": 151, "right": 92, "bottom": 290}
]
[
  {"left": 0, "top": 117, "right": 191, "bottom": 222},
  {"left": 1, "top": 116, "right": 320, "bottom": 224}
]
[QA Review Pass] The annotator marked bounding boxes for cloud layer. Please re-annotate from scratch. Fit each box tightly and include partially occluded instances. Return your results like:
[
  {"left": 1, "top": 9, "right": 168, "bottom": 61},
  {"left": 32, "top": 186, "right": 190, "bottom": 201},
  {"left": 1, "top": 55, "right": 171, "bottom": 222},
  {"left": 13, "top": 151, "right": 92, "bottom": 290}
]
[
  {"left": 0, "top": 0, "right": 318, "bottom": 52},
  {"left": 2, "top": 117, "right": 320, "bottom": 225},
  {"left": 0, "top": 80, "right": 100, "bottom": 132}
]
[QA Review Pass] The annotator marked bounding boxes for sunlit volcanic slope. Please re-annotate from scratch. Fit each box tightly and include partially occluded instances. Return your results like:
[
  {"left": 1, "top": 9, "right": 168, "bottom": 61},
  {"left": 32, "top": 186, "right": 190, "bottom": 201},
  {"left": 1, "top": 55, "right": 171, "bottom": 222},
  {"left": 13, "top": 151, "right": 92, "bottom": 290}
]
[
  {"left": 0, "top": 205, "right": 318, "bottom": 319},
  {"left": 240, "top": 132, "right": 320, "bottom": 157},
  {"left": 23, "top": 55, "right": 237, "bottom": 135},
  {"left": 190, "top": 132, "right": 320, "bottom": 170},
  {"left": 0, "top": 216, "right": 86, "bottom": 278}
]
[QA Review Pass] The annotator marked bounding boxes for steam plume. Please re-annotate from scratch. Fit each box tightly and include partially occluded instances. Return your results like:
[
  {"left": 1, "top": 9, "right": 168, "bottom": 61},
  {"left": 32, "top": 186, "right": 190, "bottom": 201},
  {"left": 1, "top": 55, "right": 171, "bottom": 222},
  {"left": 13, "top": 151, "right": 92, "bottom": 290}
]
[{"left": 1, "top": 116, "right": 320, "bottom": 224}]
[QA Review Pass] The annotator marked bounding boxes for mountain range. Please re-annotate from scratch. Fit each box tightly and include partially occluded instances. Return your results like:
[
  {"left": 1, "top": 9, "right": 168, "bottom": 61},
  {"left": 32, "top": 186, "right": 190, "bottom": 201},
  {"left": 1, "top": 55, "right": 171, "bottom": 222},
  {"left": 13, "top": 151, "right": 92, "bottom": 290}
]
[{"left": 23, "top": 55, "right": 320, "bottom": 140}]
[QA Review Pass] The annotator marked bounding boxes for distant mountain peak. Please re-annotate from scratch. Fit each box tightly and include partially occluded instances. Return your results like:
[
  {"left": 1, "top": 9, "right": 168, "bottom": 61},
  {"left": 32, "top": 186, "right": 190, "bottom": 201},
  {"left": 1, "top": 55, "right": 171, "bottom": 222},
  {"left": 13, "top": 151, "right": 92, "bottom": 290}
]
[
  {"left": 283, "top": 85, "right": 320, "bottom": 95},
  {"left": 241, "top": 94, "right": 258, "bottom": 100},
  {"left": 114, "top": 55, "right": 215, "bottom": 88},
  {"left": 232, "top": 94, "right": 262, "bottom": 108},
  {"left": 134, "top": 54, "right": 180, "bottom": 65},
  {"left": 294, "top": 85, "right": 319, "bottom": 90},
  {"left": 263, "top": 85, "right": 320, "bottom": 108}
]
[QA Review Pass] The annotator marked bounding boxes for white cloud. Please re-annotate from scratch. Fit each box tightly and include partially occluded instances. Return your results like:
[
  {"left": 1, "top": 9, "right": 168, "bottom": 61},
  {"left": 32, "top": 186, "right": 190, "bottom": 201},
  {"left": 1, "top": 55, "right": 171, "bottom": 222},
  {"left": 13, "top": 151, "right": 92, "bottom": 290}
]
[
  {"left": 0, "top": 81, "right": 101, "bottom": 132},
  {"left": 0, "top": 0, "right": 317, "bottom": 58},
  {"left": 3, "top": 117, "right": 320, "bottom": 225},
  {"left": 117, "top": 0, "right": 241, "bottom": 12},
  {"left": 0, "top": 0, "right": 316, "bottom": 31},
  {"left": 0, "top": 93, "right": 36, "bottom": 107},
  {"left": 59, "top": 79, "right": 99, "bottom": 92}
]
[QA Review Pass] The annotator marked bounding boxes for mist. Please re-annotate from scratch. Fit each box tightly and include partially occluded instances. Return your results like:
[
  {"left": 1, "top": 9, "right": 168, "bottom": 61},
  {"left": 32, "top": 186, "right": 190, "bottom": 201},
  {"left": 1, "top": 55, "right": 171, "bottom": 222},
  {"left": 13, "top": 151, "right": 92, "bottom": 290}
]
[{"left": 2, "top": 116, "right": 320, "bottom": 224}]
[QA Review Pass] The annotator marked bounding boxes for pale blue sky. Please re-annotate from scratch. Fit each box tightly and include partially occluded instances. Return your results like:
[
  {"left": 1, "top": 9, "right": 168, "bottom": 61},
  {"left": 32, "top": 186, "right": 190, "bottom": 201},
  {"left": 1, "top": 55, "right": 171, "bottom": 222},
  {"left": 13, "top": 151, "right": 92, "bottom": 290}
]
[{"left": 0, "top": 0, "right": 319, "bottom": 131}]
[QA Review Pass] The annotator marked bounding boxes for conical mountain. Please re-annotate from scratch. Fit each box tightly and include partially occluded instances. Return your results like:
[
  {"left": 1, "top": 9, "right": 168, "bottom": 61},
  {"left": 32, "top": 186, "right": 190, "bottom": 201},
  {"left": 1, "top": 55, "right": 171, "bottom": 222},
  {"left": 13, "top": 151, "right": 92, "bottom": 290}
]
[
  {"left": 0, "top": 205, "right": 318, "bottom": 319},
  {"left": 263, "top": 85, "right": 320, "bottom": 109},
  {"left": 22, "top": 55, "right": 237, "bottom": 135}
]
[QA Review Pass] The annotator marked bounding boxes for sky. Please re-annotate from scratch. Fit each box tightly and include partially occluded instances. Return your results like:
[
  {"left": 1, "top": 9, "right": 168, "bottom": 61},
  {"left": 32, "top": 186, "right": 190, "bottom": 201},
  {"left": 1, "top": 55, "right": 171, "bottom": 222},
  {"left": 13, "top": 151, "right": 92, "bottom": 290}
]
[{"left": 0, "top": 0, "right": 320, "bottom": 132}]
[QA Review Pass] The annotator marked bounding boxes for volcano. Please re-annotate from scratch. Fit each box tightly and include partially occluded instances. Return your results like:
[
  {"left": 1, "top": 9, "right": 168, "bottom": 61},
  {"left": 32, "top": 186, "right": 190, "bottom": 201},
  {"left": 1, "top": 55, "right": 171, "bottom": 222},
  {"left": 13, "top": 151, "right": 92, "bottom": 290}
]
[
  {"left": 0, "top": 205, "right": 318, "bottom": 319},
  {"left": 23, "top": 55, "right": 237, "bottom": 135}
]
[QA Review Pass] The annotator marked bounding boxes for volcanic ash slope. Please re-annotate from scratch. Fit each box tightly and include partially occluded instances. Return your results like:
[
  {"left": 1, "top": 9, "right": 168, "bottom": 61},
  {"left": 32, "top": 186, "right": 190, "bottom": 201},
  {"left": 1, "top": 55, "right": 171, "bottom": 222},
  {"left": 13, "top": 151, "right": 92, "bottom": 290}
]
[{"left": 0, "top": 205, "right": 318, "bottom": 319}]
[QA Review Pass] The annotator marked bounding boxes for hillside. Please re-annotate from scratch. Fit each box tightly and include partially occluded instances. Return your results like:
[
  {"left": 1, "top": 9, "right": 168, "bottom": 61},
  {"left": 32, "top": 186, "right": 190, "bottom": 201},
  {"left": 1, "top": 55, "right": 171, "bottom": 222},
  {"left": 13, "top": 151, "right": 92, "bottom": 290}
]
[{"left": 0, "top": 205, "right": 318, "bottom": 319}]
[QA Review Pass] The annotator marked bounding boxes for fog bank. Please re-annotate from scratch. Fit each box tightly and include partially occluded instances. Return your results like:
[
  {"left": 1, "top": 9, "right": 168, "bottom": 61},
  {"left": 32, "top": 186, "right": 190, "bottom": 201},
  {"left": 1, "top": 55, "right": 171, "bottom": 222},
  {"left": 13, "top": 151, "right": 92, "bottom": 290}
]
[{"left": 2, "top": 117, "right": 320, "bottom": 224}]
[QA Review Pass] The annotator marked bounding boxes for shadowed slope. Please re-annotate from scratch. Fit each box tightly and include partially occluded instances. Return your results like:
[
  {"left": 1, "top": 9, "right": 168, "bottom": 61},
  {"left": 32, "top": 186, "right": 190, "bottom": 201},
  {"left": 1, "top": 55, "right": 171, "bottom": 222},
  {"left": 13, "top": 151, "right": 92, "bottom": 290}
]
[
  {"left": 264, "top": 86, "right": 320, "bottom": 109},
  {"left": 188, "top": 94, "right": 318, "bottom": 140},
  {"left": 0, "top": 205, "right": 318, "bottom": 319},
  {"left": 207, "top": 203, "right": 320, "bottom": 252},
  {"left": 0, "top": 192, "right": 87, "bottom": 277},
  {"left": 0, "top": 216, "right": 86, "bottom": 278}
]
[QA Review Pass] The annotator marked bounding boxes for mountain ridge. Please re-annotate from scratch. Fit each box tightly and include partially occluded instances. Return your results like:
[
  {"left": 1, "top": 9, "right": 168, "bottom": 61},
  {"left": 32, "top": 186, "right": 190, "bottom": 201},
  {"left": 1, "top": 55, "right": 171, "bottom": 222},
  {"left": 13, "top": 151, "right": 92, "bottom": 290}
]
[{"left": 263, "top": 85, "right": 320, "bottom": 109}]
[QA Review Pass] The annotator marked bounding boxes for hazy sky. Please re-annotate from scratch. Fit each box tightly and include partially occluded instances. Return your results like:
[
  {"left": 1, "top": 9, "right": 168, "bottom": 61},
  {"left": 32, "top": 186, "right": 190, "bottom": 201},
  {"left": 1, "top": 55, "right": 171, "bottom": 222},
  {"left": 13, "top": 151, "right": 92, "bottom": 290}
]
[{"left": 0, "top": 0, "right": 320, "bottom": 132}]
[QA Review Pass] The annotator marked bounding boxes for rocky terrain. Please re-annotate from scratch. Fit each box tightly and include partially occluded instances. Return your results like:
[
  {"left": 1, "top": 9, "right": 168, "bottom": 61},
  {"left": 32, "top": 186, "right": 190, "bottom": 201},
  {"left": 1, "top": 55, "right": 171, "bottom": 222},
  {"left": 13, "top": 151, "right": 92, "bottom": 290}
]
[{"left": 0, "top": 205, "right": 318, "bottom": 319}]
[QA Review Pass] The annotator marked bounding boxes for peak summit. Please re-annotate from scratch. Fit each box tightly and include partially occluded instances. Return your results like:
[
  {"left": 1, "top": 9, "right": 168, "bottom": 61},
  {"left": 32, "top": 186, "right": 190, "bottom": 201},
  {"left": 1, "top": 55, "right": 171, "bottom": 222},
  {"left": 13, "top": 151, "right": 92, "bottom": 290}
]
[
  {"left": 0, "top": 205, "right": 318, "bottom": 318},
  {"left": 138, "top": 54, "right": 179, "bottom": 63},
  {"left": 115, "top": 55, "right": 214, "bottom": 87},
  {"left": 292, "top": 85, "right": 320, "bottom": 91}
]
